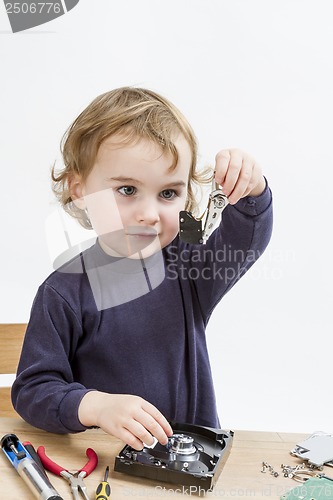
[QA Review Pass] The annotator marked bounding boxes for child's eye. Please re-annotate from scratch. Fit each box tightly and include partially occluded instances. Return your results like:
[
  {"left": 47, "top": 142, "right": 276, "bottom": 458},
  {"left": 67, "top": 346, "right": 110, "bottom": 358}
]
[
  {"left": 160, "top": 189, "right": 177, "bottom": 200},
  {"left": 118, "top": 186, "right": 136, "bottom": 196}
]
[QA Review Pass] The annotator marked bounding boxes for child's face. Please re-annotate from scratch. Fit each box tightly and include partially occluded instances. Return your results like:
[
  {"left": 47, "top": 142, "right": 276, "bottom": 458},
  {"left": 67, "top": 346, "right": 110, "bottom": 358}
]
[{"left": 72, "top": 134, "right": 192, "bottom": 258}]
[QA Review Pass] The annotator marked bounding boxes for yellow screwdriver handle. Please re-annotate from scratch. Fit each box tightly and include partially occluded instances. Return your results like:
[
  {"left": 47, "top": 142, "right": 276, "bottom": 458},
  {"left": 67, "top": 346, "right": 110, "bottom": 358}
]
[
  {"left": 96, "top": 480, "right": 111, "bottom": 499},
  {"left": 96, "top": 466, "right": 111, "bottom": 499}
]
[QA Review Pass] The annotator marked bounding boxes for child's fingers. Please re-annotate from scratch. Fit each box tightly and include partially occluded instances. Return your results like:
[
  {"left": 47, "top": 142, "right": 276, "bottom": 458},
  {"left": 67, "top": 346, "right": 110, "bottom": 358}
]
[
  {"left": 125, "top": 419, "right": 156, "bottom": 448},
  {"left": 142, "top": 401, "right": 173, "bottom": 442},
  {"left": 214, "top": 150, "right": 231, "bottom": 186},
  {"left": 120, "top": 403, "right": 172, "bottom": 449},
  {"left": 220, "top": 150, "right": 244, "bottom": 198},
  {"left": 228, "top": 157, "right": 255, "bottom": 204},
  {"left": 241, "top": 162, "right": 262, "bottom": 198},
  {"left": 118, "top": 426, "right": 146, "bottom": 450}
]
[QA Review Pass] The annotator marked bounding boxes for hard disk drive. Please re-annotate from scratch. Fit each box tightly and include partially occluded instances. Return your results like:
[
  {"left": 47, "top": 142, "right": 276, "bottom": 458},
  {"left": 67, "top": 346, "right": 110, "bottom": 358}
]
[{"left": 114, "top": 422, "right": 234, "bottom": 491}]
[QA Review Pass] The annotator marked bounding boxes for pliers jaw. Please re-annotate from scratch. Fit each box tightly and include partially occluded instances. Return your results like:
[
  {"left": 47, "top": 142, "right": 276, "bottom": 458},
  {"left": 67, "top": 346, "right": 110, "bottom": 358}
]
[
  {"left": 61, "top": 471, "right": 90, "bottom": 500},
  {"left": 179, "top": 179, "right": 228, "bottom": 244}
]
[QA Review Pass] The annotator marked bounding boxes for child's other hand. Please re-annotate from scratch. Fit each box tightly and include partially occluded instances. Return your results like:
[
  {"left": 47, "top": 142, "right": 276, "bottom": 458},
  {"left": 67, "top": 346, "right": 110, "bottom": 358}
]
[
  {"left": 214, "top": 149, "right": 266, "bottom": 205},
  {"left": 78, "top": 392, "right": 173, "bottom": 450}
]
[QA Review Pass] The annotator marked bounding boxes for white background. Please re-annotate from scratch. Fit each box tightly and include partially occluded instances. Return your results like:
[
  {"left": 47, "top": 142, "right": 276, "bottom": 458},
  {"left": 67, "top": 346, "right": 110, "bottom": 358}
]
[{"left": 0, "top": 0, "right": 332, "bottom": 433}]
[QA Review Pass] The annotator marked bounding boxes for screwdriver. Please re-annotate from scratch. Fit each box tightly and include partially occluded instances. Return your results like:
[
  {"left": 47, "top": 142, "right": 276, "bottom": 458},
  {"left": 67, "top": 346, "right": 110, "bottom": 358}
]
[{"left": 96, "top": 465, "right": 111, "bottom": 499}]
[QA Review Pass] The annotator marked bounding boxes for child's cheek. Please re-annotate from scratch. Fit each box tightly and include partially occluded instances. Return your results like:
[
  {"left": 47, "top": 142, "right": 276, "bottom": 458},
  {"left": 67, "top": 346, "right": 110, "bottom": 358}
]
[
  {"left": 85, "top": 189, "right": 124, "bottom": 236},
  {"left": 163, "top": 206, "right": 183, "bottom": 240}
]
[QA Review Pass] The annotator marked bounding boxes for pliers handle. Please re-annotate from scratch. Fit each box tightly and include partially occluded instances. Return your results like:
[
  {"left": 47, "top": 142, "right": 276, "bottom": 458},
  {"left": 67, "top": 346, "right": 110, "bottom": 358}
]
[
  {"left": 38, "top": 446, "right": 98, "bottom": 500},
  {"left": 37, "top": 446, "right": 98, "bottom": 477}
]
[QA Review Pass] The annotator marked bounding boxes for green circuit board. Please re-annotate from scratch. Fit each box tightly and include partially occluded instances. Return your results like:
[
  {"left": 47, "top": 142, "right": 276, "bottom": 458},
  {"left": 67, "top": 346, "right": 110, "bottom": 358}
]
[{"left": 281, "top": 477, "right": 333, "bottom": 500}]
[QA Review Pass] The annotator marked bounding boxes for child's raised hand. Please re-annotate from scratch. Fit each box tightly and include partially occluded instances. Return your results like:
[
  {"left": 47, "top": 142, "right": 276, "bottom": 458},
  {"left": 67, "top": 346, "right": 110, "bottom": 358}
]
[
  {"left": 214, "top": 149, "right": 266, "bottom": 205},
  {"left": 78, "top": 392, "right": 173, "bottom": 450}
]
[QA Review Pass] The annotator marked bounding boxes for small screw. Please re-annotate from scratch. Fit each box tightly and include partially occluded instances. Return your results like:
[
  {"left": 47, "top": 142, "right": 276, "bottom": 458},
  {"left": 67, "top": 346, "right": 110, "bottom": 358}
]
[{"left": 261, "top": 461, "right": 279, "bottom": 477}]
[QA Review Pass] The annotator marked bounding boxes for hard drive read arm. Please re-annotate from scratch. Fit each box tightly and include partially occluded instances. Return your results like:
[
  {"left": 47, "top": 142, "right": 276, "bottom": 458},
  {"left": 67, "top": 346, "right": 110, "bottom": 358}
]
[{"left": 179, "top": 178, "right": 229, "bottom": 244}]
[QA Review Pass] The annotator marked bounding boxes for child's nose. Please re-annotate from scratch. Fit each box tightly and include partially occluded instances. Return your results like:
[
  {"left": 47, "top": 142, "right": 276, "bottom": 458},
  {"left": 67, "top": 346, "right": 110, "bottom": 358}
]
[{"left": 136, "top": 200, "right": 160, "bottom": 225}]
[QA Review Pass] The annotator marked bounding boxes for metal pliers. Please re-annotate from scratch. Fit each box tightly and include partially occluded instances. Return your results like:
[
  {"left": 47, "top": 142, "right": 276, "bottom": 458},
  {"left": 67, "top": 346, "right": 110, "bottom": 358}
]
[
  {"left": 37, "top": 445, "right": 98, "bottom": 500},
  {"left": 179, "top": 178, "right": 228, "bottom": 244}
]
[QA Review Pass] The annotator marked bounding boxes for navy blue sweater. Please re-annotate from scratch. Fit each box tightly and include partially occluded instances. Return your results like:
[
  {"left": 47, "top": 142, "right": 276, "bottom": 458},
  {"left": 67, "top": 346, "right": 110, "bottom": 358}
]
[{"left": 12, "top": 184, "right": 272, "bottom": 433}]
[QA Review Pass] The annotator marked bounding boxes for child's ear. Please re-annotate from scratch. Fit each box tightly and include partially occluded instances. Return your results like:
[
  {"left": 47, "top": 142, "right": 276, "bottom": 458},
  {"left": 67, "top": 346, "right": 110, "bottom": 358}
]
[{"left": 69, "top": 174, "right": 86, "bottom": 210}]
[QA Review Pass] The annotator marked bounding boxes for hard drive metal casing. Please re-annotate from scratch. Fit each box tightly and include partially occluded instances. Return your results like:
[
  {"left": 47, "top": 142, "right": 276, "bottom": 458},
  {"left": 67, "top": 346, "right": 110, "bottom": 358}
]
[{"left": 114, "top": 422, "right": 234, "bottom": 491}]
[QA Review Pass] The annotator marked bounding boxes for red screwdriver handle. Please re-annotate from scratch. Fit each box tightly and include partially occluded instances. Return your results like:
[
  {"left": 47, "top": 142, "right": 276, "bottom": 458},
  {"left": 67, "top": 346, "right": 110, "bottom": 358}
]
[
  {"left": 37, "top": 446, "right": 65, "bottom": 476},
  {"left": 81, "top": 448, "right": 98, "bottom": 476}
]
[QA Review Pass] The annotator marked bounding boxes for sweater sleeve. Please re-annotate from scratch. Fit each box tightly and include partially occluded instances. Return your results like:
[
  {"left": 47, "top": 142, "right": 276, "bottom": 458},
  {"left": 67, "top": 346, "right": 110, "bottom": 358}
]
[
  {"left": 179, "top": 180, "right": 273, "bottom": 320},
  {"left": 11, "top": 282, "right": 92, "bottom": 433}
]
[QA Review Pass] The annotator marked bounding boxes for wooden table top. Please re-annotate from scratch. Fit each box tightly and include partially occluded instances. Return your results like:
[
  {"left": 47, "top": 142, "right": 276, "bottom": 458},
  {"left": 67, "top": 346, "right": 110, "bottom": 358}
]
[{"left": 0, "top": 417, "right": 329, "bottom": 499}]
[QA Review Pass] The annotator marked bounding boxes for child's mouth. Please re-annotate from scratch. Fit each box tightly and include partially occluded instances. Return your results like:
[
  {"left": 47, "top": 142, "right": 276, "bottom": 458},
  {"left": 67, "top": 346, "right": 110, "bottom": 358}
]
[
  {"left": 126, "top": 227, "right": 158, "bottom": 238},
  {"left": 129, "top": 233, "right": 157, "bottom": 238}
]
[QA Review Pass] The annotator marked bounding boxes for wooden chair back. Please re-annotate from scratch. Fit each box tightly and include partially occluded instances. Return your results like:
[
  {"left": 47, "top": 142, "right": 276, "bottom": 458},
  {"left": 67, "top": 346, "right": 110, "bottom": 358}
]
[{"left": 0, "top": 324, "right": 26, "bottom": 417}]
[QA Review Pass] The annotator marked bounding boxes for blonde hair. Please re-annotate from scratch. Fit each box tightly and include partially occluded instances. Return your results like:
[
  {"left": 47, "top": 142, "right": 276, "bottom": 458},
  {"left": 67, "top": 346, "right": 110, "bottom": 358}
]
[{"left": 52, "top": 86, "right": 210, "bottom": 229}]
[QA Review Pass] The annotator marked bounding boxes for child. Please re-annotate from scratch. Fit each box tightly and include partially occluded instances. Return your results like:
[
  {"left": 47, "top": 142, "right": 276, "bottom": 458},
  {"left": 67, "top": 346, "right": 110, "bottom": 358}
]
[{"left": 12, "top": 87, "right": 273, "bottom": 450}]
